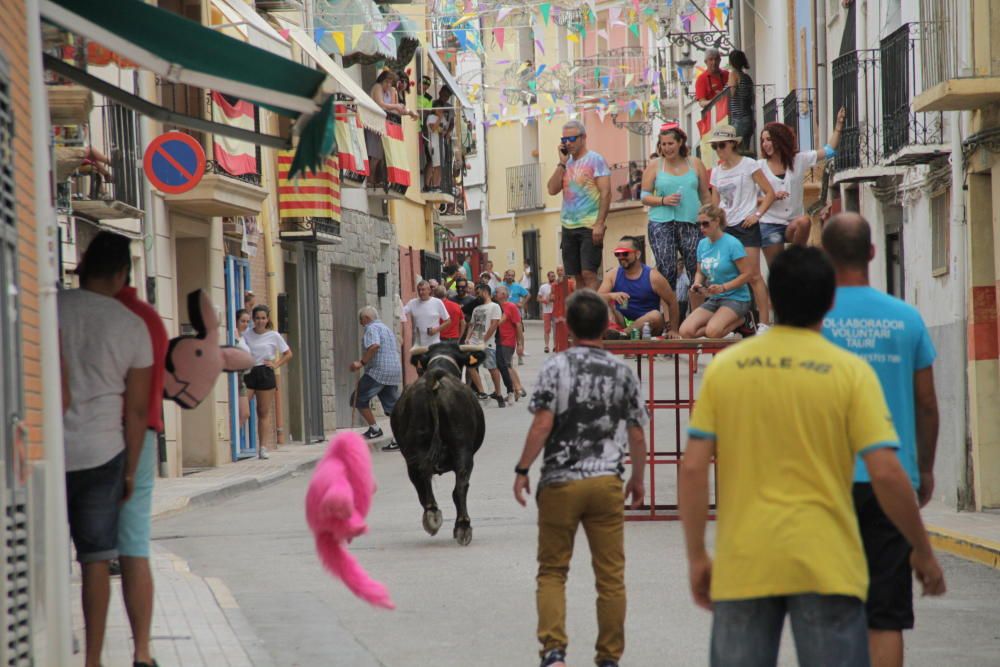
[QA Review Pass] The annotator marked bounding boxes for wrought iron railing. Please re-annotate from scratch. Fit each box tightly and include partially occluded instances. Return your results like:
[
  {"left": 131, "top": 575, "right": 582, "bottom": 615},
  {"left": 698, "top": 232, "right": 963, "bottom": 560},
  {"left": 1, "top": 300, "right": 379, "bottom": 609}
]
[
  {"left": 919, "top": 0, "right": 965, "bottom": 89},
  {"left": 832, "top": 49, "right": 880, "bottom": 171},
  {"left": 880, "top": 23, "right": 944, "bottom": 159},
  {"left": 782, "top": 88, "right": 815, "bottom": 150},
  {"left": 610, "top": 160, "right": 646, "bottom": 204},
  {"left": 65, "top": 102, "right": 144, "bottom": 214},
  {"left": 762, "top": 98, "right": 778, "bottom": 124},
  {"left": 507, "top": 163, "right": 545, "bottom": 212}
]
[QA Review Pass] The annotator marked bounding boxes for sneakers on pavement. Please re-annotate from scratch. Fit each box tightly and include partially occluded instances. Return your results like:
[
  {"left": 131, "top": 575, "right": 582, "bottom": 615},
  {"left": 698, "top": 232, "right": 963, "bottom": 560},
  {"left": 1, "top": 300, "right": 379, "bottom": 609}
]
[
  {"left": 362, "top": 426, "right": 384, "bottom": 440},
  {"left": 540, "top": 648, "right": 567, "bottom": 667},
  {"left": 258, "top": 447, "right": 270, "bottom": 460},
  {"left": 381, "top": 440, "right": 400, "bottom": 452},
  {"left": 756, "top": 322, "right": 771, "bottom": 334}
]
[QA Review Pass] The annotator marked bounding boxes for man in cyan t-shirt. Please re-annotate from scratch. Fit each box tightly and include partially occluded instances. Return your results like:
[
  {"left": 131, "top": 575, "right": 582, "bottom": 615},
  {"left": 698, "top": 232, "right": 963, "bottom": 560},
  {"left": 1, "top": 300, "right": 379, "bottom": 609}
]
[{"left": 822, "top": 213, "right": 940, "bottom": 667}]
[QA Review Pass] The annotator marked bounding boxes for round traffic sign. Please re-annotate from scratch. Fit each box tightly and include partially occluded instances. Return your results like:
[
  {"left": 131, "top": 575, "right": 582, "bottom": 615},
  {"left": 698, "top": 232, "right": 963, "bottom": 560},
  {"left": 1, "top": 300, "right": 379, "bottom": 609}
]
[{"left": 143, "top": 132, "right": 206, "bottom": 195}]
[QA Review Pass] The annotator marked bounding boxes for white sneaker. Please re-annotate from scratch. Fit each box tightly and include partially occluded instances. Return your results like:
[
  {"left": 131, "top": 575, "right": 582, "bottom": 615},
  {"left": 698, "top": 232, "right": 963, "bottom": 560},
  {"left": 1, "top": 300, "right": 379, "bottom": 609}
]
[
  {"left": 259, "top": 447, "right": 270, "bottom": 460},
  {"left": 756, "top": 323, "right": 771, "bottom": 334},
  {"left": 723, "top": 332, "right": 740, "bottom": 340}
]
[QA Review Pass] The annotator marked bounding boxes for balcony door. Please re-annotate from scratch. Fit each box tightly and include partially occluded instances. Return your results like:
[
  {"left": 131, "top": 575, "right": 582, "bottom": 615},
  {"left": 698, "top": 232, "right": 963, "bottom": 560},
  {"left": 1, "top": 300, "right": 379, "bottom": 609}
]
[{"left": 224, "top": 256, "right": 257, "bottom": 460}]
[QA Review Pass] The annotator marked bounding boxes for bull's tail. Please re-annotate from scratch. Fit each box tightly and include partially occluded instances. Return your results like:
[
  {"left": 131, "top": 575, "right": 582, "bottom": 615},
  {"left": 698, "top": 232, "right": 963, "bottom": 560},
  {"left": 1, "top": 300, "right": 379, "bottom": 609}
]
[
  {"left": 315, "top": 532, "right": 395, "bottom": 609},
  {"left": 423, "top": 371, "right": 447, "bottom": 475}
]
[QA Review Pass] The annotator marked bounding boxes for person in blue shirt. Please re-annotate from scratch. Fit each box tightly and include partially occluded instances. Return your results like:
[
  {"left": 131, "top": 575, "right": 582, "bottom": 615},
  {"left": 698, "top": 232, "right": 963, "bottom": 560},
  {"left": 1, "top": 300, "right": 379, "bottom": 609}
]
[
  {"left": 679, "top": 204, "right": 754, "bottom": 339},
  {"left": 503, "top": 269, "right": 530, "bottom": 313},
  {"left": 821, "top": 212, "right": 940, "bottom": 667}
]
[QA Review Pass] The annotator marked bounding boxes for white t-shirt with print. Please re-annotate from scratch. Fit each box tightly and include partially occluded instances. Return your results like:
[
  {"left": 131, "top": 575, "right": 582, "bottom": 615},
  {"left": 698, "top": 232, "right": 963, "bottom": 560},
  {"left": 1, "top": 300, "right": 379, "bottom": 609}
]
[
  {"left": 538, "top": 283, "right": 554, "bottom": 314},
  {"left": 710, "top": 156, "right": 762, "bottom": 226},
  {"left": 404, "top": 297, "right": 451, "bottom": 346},
  {"left": 58, "top": 289, "right": 153, "bottom": 472},
  {"left": 242, "top": 329, "right": 290, "bottom": 366},
  {"left": 467, "top": 301, "right": 502, "bottom": 348},
  {"left": 758, "top": 151, "right": 818, "bottom": 225}
]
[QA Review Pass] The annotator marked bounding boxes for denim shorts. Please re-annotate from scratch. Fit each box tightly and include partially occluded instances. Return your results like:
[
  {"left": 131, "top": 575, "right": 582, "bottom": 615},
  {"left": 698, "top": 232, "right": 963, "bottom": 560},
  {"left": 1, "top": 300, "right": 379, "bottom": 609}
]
[
  {"left": 482, "top": 346, "right": 498, "bottom": 370},
  {"left": 711, "top": 594, "right": 869, "bottom": 667},
  {"left": 351, "top": 374, "right": 400, "bottom": 416},
  {"left": 759, "top": 222, "right": 789, "bottom": 248},
  {"left": 66, "top": 450, "right": 126, "bottom": 563},
  {"left": 701, "top": 297, "right": 751, "bottom": 318},
  {"left": 725, "top": 224, "right": 762, "bottom": 248}
]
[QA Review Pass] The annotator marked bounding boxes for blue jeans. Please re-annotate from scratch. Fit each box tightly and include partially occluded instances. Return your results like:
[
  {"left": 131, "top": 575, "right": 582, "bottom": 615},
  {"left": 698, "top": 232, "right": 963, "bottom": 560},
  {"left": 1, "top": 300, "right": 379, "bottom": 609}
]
[{"left": 711, "top": 594, "right": 869, "bottom": 667}]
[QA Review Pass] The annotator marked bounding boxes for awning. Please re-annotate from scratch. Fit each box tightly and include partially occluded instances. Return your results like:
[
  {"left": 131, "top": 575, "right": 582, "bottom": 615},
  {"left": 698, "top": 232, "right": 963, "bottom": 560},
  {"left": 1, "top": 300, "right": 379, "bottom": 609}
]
[
  {"left": 427, "top": 49, "right": 473, "bottom": 110},
  {"left": 209, "top": 0, "right": 290, "bottom": 57},
  {"left": 278, "top": 21, "right": 388, "bottom": 135},
  {"left": 41, "top": 0, "right": 329, "bottom": 118}
]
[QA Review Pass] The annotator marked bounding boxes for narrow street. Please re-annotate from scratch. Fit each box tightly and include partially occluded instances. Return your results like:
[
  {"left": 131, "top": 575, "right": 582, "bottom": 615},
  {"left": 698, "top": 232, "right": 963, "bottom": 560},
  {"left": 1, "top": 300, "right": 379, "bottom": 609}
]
[{"left": 153, "top": 324, "right": 1000, "bottom": 666}]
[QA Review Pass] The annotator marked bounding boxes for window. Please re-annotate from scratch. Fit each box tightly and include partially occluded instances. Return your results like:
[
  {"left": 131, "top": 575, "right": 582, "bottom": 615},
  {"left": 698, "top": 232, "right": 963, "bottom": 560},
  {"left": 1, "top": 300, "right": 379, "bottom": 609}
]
[{"left": 931, "top": 189, "right": 950, "bottom": 276}]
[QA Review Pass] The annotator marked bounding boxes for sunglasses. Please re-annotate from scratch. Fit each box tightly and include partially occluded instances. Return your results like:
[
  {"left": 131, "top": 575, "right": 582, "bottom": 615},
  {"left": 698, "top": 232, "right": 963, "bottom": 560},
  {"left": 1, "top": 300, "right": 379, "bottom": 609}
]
[
  {"left": 698, "top": 220, "right": 712, "bottom": 228},
  {"left": 613, "top": 251, "right": 633, "bottom": 258},
  {"left": 560, "top": 135, "right": 582, "bottom": 144}
]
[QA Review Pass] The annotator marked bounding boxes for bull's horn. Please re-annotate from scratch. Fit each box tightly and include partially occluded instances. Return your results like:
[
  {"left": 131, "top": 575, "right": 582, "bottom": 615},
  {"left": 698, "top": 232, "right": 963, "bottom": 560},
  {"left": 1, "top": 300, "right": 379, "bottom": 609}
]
[
  {"left": 409, "top": 346, "right": 430, "bottom": 356},
  {"left": 458, "top": 344, "right": 486, "bottom": 352}
]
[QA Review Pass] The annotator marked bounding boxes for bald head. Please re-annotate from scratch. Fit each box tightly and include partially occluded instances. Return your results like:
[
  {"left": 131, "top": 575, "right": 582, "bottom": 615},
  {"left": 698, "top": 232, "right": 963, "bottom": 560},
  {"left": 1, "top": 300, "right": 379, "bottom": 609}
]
[{"left": 821, "top": 212, "right": 872, "bottom": 269}]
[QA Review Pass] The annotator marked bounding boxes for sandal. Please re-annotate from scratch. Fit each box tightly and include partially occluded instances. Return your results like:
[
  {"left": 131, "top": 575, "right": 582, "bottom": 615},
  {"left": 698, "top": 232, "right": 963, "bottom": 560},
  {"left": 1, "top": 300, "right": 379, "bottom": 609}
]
[{"left": 540, "top": 648, "right": 567, "bottom": 667}]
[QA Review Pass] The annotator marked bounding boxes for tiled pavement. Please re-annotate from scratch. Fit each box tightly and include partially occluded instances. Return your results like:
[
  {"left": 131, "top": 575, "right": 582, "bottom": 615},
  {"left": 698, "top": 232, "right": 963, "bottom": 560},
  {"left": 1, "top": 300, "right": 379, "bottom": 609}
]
[{"left": 70, "top": 437, "right": 348, "bottom": 666}]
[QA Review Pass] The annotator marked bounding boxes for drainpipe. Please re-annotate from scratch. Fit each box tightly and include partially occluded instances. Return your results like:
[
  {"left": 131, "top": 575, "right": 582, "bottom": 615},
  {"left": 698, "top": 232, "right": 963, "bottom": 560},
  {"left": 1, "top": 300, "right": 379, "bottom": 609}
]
[
  {"left": 26, "top": 0, "right": 73, "bottom": 661},
  {"left": 815, "top": 0, "right": 828, "bottom": 138}
]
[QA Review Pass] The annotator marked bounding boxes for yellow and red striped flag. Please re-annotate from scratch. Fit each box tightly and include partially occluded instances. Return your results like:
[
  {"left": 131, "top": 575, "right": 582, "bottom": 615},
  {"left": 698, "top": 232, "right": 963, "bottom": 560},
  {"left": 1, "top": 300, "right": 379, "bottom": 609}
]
[{"left": 277, "top": 151, "right": 341, "bottom": 222}]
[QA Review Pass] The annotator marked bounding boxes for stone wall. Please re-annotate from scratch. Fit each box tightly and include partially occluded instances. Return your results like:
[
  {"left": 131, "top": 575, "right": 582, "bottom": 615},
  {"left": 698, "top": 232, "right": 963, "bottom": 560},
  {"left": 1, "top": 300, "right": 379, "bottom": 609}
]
[{"left": 318, "top": 208, "right": 399, "bottom": 428}]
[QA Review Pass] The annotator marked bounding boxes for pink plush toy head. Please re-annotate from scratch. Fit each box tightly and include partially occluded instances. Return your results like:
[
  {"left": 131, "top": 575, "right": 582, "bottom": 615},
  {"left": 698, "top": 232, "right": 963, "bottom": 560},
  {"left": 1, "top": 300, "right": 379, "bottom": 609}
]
[
  {"left": 306, "top": 432, "right": 393, "bottom": 609},
  {"left": 164, "top": 290, "right": 253, "bottom": 409}
]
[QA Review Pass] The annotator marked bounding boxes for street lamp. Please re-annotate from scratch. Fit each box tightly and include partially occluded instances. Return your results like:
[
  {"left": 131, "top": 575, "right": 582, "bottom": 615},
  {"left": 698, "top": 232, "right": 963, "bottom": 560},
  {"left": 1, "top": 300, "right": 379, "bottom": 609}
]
[{"left": 676, "top": 51, "right": 697, "bottom": 84}]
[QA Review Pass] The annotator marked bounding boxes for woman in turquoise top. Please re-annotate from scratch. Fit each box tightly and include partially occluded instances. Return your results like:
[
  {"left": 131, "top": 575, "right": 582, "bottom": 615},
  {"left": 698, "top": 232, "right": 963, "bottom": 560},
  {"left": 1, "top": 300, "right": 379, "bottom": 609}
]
[
  {"left": 640, "top": 126, "right": 710, "bottom": 294},
  {"left": 679, "top": 204, "right": 754, "bottom": 339}
]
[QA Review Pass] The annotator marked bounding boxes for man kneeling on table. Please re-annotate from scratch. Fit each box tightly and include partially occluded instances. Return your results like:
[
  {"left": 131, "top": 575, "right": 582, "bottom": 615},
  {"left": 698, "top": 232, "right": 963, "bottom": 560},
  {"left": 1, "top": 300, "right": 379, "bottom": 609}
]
[{"left": 598, "top": 235, "right": 682, "bottom": 339}]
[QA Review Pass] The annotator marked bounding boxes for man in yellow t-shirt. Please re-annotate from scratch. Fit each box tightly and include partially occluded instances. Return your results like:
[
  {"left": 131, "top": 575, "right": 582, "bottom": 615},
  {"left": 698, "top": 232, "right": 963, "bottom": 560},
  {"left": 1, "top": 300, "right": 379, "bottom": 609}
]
[{"left": 679, "top": 246, "right": 945, "bottom": 667}]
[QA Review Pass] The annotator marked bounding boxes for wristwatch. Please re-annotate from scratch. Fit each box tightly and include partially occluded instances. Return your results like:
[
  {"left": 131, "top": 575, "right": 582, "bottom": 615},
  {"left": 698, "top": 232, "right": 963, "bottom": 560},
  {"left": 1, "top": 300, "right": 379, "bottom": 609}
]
[{"left": 514, "top": 465, "right": 530, "bottom": 476}]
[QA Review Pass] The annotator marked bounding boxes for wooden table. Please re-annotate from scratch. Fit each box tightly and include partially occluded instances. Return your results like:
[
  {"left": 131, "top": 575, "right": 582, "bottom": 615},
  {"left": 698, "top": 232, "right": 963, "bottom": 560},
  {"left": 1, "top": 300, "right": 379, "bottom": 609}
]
[{"left": 604, "top": 339, "right": 733, "bottom": 521}]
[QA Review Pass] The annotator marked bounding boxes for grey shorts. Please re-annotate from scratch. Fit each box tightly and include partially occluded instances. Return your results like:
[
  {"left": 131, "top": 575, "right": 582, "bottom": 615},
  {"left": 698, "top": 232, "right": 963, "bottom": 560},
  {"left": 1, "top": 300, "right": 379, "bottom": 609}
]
[
  {"left": 497, "top": 345, "right": 516, "bottom": 367},
  {"left": 725, "top": 223, "right": 762, "bottom": 248},
  {"left": 701, "top": 297, "right": 751, "bottom": 318},
  {"left": 560, "top": 226, "right": 603, "bottom": 275}
]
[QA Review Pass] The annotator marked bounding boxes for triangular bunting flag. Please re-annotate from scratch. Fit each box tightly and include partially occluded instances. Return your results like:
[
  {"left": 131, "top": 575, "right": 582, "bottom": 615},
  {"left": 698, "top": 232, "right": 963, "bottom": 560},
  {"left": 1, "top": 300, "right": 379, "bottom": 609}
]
[
  {"left": 331, "top": 31, "right": 345, "bottom": 54},
  {"left": 539, "top": 2, "right": 551, "bottom": 25},
  {"left": 494, "top": 26, "right": 505, "bottom": 50}
]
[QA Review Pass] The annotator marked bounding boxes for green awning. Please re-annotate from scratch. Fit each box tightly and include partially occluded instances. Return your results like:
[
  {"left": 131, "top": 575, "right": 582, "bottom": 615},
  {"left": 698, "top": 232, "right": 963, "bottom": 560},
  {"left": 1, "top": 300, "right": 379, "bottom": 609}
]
[{"left": 40, "top": 0, "right": 329, "bottom": 119}]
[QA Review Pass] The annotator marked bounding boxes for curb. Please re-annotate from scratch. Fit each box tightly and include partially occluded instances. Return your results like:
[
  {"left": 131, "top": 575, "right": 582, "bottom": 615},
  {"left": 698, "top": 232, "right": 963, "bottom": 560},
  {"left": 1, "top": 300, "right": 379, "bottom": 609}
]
[
  {"left": 928, "top": 524, "right": 1000, "bottom": 570},
  {"left": 151, "top": 456, "right": 321, "bottom": 521}
]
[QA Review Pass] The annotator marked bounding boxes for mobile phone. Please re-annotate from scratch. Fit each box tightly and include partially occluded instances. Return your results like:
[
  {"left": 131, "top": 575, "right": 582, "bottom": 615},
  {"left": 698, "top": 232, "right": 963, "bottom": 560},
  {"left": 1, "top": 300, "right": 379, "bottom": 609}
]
[{"left": 559, "top": 145, "right": 568, "bottom": 156}]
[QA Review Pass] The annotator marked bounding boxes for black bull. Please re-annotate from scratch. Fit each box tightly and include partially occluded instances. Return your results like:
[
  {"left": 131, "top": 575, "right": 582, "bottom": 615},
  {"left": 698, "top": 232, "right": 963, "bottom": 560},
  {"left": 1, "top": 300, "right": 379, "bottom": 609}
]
[{"left": 390, "top": 342, "right": 486, "bottom": 546}]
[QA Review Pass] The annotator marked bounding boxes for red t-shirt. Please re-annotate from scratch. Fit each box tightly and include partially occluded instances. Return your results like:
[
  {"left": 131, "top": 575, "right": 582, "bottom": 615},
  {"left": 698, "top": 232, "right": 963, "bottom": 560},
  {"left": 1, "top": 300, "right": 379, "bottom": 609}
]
[
  {"left": 116, "top": 287, "right": 169, "bottom": 433},
  {"left": 695, "top": 69, "right": 729, "bottom": 102},
  {"left": 498, "top": 301, "right": 522, "bottom": 348},
  {"left": 440, "top": 298, "right": 464, "bottom": 340}
]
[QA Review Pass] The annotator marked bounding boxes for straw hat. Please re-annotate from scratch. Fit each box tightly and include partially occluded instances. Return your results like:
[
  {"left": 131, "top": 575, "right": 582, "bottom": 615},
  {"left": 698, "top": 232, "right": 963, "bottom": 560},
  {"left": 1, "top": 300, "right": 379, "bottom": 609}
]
[{"left": 705, "top": 124, "right": 739, "bottom": 143}]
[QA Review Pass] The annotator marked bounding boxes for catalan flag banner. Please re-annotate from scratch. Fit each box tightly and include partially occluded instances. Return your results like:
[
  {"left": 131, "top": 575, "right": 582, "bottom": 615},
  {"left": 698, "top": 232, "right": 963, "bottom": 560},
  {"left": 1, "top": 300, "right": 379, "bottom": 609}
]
[
  {"left": 382, "top": 117, "right": 411, "bottom": 195},
  {"left": 697, "top": 95, "right": 729, "bottom": 170},
  {"left": 335, "top": 104, "right": 369, "bottom": 185},
  {"left": 277, "top": 151, "right": 341, "bottom": 222},
  {"left": 212, "top": 92, "right": 258, "bottom": 176}
]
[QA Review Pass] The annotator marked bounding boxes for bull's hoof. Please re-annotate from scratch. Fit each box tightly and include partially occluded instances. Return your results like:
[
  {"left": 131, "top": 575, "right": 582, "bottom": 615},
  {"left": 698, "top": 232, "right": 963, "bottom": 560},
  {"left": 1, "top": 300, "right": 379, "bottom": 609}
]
[
  {"left": 454, "top": 523, "right": 473, "bottom": 546},
  {"left": 422, "top": 508, "right": 443, "bottom": 536}
]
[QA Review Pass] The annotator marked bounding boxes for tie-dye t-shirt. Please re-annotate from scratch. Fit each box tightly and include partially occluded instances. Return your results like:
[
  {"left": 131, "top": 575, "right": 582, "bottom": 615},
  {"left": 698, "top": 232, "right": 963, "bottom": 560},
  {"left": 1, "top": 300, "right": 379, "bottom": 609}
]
[{"left": 560, "top": 150, "right": 611, "bottom": 229}]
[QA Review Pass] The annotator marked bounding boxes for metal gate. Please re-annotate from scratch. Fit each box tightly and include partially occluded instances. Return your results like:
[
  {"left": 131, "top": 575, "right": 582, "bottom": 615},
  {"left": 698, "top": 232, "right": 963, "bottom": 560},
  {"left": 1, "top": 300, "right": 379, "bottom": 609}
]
[
  {"left": 224, "top": 256, "right": 257, "bottom": 460},
  {"left": 0, "top": 53, "right": 32, "bottom": 666},
  {"left": 441, "top": 234, "right": 483, "bottom": 280}
]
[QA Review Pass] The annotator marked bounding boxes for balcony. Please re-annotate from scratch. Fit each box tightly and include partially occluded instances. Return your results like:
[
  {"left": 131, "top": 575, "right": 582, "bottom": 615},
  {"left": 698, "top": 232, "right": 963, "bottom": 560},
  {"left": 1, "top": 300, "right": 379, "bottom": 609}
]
[
  {"left": 782, "top": 89, "right": 815, "bottom": 151},
  {"left": 57, "top": 103, "right": 144, "bottom": 221},
  {"left": 880, "top": 24, "right": 946, "bottom": 165},
  {"left": 364, "top": 112, "right": 410, "bottom": 199},
  {"left": 157, "top": 81, "right": 267, "bottom": 217},
  {"left": 763, "top": 98, "right": 778, "bottom": 124},
  {"left": 913, "top": 0, "right": 1000, "bottom": 111},
  {"left": 610, "top": 161, "right": 646, "bottom": 210},
  {"left": 574, "top": 47, "right": 652, "bottom": 102},
  {"left": 278, "top": 218, "right": 342, "bottom": 244},
  {"left": 507, "top": 163, "right": 545, "bottom": 213},
  {"left": 831, "top": 49, "right": 885, "bottom": 180}
]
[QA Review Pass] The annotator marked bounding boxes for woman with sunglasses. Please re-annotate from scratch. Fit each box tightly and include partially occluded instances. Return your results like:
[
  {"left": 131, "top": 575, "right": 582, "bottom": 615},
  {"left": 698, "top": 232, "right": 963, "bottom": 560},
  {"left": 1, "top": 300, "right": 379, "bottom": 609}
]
[
  {"left": 679, "top": 205, "right": 753, "bottom": 339},
  {"left": 706, "top": 124, "right": 776, "bottom": 332},
  {"left": 757, "top": 108, "right": 846, "bottom": 263},
  {"left": 640, "top": 125, "right": 710, "bottom": 296}
]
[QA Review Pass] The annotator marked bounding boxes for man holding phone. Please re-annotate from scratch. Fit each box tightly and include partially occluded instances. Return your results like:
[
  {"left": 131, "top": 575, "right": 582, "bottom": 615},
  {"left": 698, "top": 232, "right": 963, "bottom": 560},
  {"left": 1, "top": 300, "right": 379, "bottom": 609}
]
[
  {"left": 404, "top": 280, "right": 451, "bottom": 347},
  {"left": 548, "top": 120, "right": 611, "bottom": 291}
]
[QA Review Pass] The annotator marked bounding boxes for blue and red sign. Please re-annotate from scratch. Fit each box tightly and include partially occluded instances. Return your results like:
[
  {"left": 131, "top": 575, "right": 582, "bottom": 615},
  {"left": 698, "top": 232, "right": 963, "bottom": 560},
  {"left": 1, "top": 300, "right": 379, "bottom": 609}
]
[{"left": 143, "top": 132, "right": 206, "bottom": 195}]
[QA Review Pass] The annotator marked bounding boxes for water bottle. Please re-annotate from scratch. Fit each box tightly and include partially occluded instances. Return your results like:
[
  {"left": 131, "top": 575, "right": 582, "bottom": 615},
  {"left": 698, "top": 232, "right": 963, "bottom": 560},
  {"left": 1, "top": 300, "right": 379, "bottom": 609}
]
[{"left": 641, "top": 322, "right": 651, "bottom": 340}]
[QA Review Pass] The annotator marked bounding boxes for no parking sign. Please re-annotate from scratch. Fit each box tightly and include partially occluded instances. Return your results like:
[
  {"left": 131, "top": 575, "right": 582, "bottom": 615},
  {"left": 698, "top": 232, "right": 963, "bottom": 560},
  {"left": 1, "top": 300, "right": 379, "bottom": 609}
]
[{"left": 143, "top": 132, "right": 206, "bottom": 195}]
